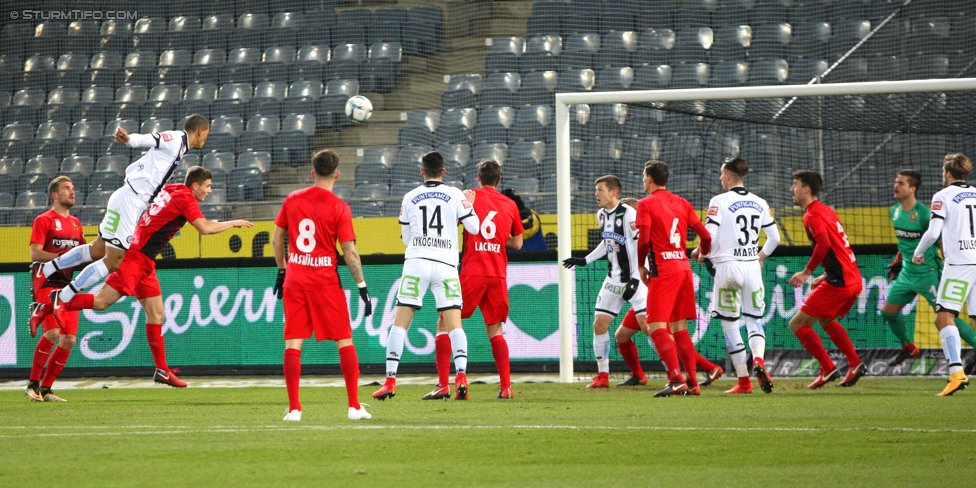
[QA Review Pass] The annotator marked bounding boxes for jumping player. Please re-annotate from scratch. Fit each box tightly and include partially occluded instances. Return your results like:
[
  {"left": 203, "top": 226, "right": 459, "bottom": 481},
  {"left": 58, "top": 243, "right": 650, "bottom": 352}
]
[
  {"left": 787, "top": 170, "right": 866, "bottom": 389},
  {"left": 562, "top": 175, "right": 650, "bottom": 388},
  {"left": 273, "top": 149, "right": 372, "bottom": 420},
  {"left": 636, "top": 161, "right": 712, "bottom": 397},
  {"left": 31, "top": 115, "right": 210, "bottom": 329},
  {"left": 374, "top": 152, "right": 480, "bottom": 401},
  {"left": 882, "top": 169, "right": 976, "bottom": 367},
  {"left": 426, "top": 159, "right": 523, "bottom": 400},
  {"left": 25, "top": 176, "right": 85, "bottom": 402},
  {"left": 912, "top": 153, "right": 976, "bottom": 396},
  {"left": 693, "top": 157, "right": 781, "bottom": 394},
  {"left": 48, "top": 166, "right": 251, "bottom": 388}
]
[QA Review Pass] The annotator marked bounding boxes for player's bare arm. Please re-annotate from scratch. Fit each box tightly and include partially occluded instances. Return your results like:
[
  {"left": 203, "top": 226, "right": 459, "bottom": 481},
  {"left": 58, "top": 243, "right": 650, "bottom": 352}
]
[
  {"left": 341, "top": 240, "right": 373, "bottom": 317},
  {"left": 191, "top": 218, "right": 253, "bottom": 235},
  {"left": 789, "top": 268, "right": 814, "bottom": 288},
  {"left": 29, "top": 243, "right": 61, "bottom": 263},
  {"left": 507, "top": 234, "right": 523, "bottom": 250}
]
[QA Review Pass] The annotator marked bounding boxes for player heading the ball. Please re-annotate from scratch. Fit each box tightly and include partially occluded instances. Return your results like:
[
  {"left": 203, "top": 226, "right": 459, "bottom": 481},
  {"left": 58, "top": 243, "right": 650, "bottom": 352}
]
[{"left": 374, "top": 151, "right": 480, "bottom": 401}]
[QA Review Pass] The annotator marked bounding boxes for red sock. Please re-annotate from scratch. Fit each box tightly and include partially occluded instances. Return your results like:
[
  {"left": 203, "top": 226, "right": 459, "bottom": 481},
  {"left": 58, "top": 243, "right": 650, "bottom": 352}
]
[
  {"left": 145, "top": 323, "right": 169, "bottom": 371},
  {"left": 617, "top": 339, "right": 645, "bottom": 378},
  {"left": 673, "top": 329, "right": 699, "bottom": 387},
  {"left": 29, "top": 337, "right": 55, "bottom": 382},
  {"left": 795, "top": 325, "right": 835, "bottom": 371},
  {"left": 40, "top": 346, "right": 71, "bottom": 388},
  {"left": 695, "top": 351, "right": 718, "bottom": 372},
  {"left": 824, "top": 321, "right": 860, "bottom": 366},
  {"left": 284, "top": 348, "right": 302, "bottom": 412},
  {"left": 650, "top": 328, "right": 683, "bottom": 383},
  {"left": 490, "top": 334, "right": 511, "bottom": 388},
  {"left": 435, "top": 332, "right": 451, "bottom": 386},
  {"left": 338, "top": 345, "right": 360, "bottom": 409},
  {"left": 66, "top": 293, "right": 94, "bottom": 311}
]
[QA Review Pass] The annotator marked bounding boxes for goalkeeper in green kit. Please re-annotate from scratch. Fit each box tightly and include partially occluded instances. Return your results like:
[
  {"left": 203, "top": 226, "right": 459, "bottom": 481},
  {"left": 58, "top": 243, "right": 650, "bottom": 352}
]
[{"left": 881, "top": 169, "right": 976, "bottom": 366}]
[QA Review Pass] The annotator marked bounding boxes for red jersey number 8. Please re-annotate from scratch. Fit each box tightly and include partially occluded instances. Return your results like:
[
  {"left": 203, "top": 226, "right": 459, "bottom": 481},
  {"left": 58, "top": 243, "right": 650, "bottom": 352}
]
[{"left": 297, "top": 218, "right": 316, "bottom": 252}]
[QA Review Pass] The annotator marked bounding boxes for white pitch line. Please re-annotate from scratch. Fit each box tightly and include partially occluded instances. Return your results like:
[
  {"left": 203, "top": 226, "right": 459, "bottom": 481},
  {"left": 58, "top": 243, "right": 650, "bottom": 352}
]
[{"left": 0, "top": 424, "right": 974, "bottom": 439}]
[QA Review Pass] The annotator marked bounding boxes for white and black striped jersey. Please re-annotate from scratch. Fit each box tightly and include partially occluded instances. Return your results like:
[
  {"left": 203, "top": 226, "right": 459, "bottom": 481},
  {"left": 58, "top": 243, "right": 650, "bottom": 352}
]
[
  {"left": 917, "top": 181, "right": 976, "bottom": 265},
  {"left": 124, "top": 130, "right": 188, "bottom": 203},
  {"left": 399, "top": 180, "right": 480, "bottom": 266},
  {"left": 705, "top": 186, "right": 779, "bottom": 264},
  {"left": 584, "top": 202, "right": 640, "bottom": 282}
]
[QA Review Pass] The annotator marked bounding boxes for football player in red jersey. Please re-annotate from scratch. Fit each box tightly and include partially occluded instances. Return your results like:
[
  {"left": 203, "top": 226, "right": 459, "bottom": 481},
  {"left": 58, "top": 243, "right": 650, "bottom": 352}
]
[
  {"left": 49, "top": 166, "right": 252, "bottom": 388},
  {"left": 636, "top": 161, "right": 712, "bottom": 397},
  {"left": 24, "top": 176, "right": 86, "bottom": 402},
  {"left": 425, "top": 159, "right": 524, "bottom": 400},
  {"left": 788, "top": 170, "right": 867, "bottom": 389},
  {"left": 272, "top": 150, "right": 373, "bottom": 421}
]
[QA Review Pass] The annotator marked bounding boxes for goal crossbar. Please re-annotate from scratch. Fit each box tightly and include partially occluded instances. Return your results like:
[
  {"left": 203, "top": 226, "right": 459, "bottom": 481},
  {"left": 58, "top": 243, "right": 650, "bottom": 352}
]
[{"left": 554, "top": 77, "right": 976, "bottom": 383}]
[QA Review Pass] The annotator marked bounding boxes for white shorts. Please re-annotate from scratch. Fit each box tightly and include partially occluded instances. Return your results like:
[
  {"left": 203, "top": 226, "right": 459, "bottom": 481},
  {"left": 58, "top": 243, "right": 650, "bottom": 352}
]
[
  {"left": 710, "top": 260, "right": 765, "bottom": 320},
  {"left": 99, "top": 186, "right": 149, "bottom": 250},
  {"left": 936, "top": 265, "right": 976, "bottom": 317},
  {"left": 396, "top": 258, "right": 463, "bottom": 311},
  {"left": 595, "top": 277, "right": 647, "bottom": 318}
]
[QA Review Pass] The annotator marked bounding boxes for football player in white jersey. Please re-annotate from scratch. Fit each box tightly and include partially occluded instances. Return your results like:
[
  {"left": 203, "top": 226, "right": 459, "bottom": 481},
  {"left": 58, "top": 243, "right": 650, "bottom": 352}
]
[
  {"left": 374, "top": 152, "right": 480, "bottom": 401},
  {"left": 562, "top": 175, "right": 650, "bottom": 388},
  {"left": 693, "top": 157, "right": 781, "bottom": 394},
  {"left": 913, "top": 153, "right": 976, "bottom": 396},
  {"left": 30, "top": 115, "right": 210, "bottom": 327}
]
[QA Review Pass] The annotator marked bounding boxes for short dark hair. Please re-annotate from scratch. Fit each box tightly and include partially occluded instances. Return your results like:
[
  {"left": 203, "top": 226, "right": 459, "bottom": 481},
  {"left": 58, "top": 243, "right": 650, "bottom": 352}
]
[
  {"left": 792, "top": 170, "right": 823, "bottom": 197},
  {"left": 722, "top": 157, "right": 749, "bottom": 179},
  {"left": 183, "top": 114, "right": 210, "bottom": 133},
  {"left": 421, "top": 151, "right": 444, "bottom": 177},
  {"left": 944, "top": 153, "right": 972, "bottom": 180},
  {"left": 477, "top": 159, "right": 502, "bottom": 186},
  {"left": 643, "top": 160, "right": 670, "bottom": 186},
  {"left": 897, "top": 169, "right": 922, "bottom": 195},
  {"left": 595, "top": 175, "right": 622, "bottom": 193},
  {"left": 312, "top": 149, "right": 339, "bottom": 177},
  {"left": 184, "top": 165, "right": 213, "bottom": 187},
  {"left": 48, "top": 175, "right": 72, "bottom": 196}
]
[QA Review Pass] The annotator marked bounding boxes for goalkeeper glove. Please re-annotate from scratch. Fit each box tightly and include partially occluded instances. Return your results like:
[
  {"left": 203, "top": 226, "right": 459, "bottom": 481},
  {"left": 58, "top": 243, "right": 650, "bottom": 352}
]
[
  {"left": 887, "top": 252, "right": 903, "bottom": 281},
  {"left": 358, "top": 283, "right": 373, "bottom": 317},
  {"left": 273, "top": 268, "right": 285, "bottom": 299},
  {"left": 562, "top": 257, "right": 587, "bottom": 269},
  {"left": 622, "top": 279, "right": 640, "bottom": 300}
]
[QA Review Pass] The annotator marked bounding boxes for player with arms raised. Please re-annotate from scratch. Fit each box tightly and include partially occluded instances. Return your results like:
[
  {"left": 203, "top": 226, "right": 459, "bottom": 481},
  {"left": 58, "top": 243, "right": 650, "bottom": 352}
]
[
  {"left": 636, "top": 161, "right": 712, "bottom": 397},
  {"left": 374, "top": 152, "right": 480, "bottom": 401},
  {"left": 272, "top": 150, "right": 373, "bottom": 420},
  {"left": 693, "top": 157, "right": 780, "bottom": 394},
  {"left": 562, "top": 175, "right": 650, "bottom": 388},
  {"left": 30, "top": 115, "right": 210, "bottom": 328},
  {"left": 912, "top": 153, "right": 976, "bottom": 396},
  {"left": 426, "top": 159, "right": 523, "bottom": 400},
  {"left": 787, "top": 170, "right": 866, "bottom": 389},
  {"left": 882, "top": 169, "right": 976, "bottom": 367},
  {"left": 25, "top": 176, "right": 85, "bottom": 402}
]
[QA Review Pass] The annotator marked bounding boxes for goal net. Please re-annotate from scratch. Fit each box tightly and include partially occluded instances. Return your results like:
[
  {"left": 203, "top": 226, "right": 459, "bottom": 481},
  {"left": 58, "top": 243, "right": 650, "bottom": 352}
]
[{"left": 555, "top": 77, "right": 976, "bottom": 382}]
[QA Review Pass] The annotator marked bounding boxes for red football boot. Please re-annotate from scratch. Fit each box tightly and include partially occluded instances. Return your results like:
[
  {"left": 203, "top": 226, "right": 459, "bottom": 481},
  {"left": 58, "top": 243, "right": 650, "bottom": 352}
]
[
  {"left": 807, "top": 366, "right": 841, "bottom": 389},
  {"left": 454, "top": 372, "right": 469, "bottom": 400},
  {"left": 30, "top": 262, "right": 46, "bottom": 297},
  {"left": 586, "top": 372, "right": 610, "bottom": 389},
  {"left": 753, "top": 358, "right": 775, "bottom": 393},
  {"left": 421, "top": 383, "right": 451, "bottom": 400},
  {"left": 497, "top": 386, "right": 514, "bottom": 399},
  {"left": 725, "top": 378, "right": 753, "bottom": 394},
  {"left": 372, "top": 378, "right": 396, "bottom": 400},
  {"left": 153, "top": 368, "right": 187, "bottom": 388},
  {"left": 838, "top": 362, "right": 867, "bottom": 387},
  {"left": 699, "top": 366, "right": 724, "bottom": 387},
  {"left": 28, "top": 302, "right": 48, "bottom": 338}
]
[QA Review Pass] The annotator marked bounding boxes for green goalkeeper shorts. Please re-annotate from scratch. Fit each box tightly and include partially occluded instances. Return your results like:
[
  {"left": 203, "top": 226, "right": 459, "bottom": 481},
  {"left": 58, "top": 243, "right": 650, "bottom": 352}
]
[{"left": 886, "top": 270, "right": 941, "bottom": 307}]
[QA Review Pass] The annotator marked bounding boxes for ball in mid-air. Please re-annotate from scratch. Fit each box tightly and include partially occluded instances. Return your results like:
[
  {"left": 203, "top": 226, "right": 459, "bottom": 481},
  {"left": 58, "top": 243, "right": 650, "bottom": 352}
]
[{"left": 345, "top": 95, "right": 373, "bottom": 123}]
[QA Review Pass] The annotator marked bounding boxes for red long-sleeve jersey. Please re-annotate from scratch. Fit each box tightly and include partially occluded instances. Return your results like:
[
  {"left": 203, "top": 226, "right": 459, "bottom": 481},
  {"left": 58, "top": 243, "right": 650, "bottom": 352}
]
[{"left": 636, "top": 189, "right": 711, "bottom": 276}]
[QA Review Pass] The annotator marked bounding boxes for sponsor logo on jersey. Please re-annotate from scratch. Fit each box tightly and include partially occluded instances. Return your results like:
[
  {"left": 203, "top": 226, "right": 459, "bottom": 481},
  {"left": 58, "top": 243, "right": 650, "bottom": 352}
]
[
  {"left": 629, "top": 221, "right": 637, "bottom": 231},
  {"left": 909, "top": 211, "right": 917, "bottom": 222},
  {"left": 952, "top": 192, "right": 976, "bottom": 203},
  {"left": 462, "top": 200, "right": 472, "bottom": 209},
  {"left": 728, "top": 200, "right": 765, "bottom": 212},
  {"left": 51, "top": 238, "right": 80, "bottom": 248},
  {"left": 933, "top": 201, "right": 943, "bottom": 211},
  {"left": 161, "top": 132, "right": 173, "bottom": 142},
  {"left": 707, "top": 206, "right": 719, "bottom": 217},
  {"left": 54, "top": 219, "right": 62, "bottom": 230},
  {"left": 602, "top": 231, "right": 627, "bottom": 245},
  {"left": 410, "top": 192, "right": 450, "bottom": 204},
  {"left": 894, "top": 228, "right": 922, "bottom": 240}
]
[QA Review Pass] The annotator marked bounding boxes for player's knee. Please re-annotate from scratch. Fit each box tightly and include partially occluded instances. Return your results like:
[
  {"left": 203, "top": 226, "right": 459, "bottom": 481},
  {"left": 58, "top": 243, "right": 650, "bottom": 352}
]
[
  {"left": 59, "top": 334, "right": 77, "bottom": 350},
  {"left": 43, "top": 329, "right": 60, "bottom": 343},
  {"left": 613, "top": 327, "right": 632, "bottom": 343}
]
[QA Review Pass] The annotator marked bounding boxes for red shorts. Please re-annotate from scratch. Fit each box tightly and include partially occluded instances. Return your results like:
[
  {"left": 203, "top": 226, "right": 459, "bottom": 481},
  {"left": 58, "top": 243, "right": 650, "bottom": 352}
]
[
  {"left": 460, "top": 274, "right": 509, "bottom": 325},
  {"left": 801, "top": 281, "right": 862, "bottom": 321},
  {"left": 621, "top": 308, "right": 640, "bottom": 331},
  {"left": 104, "top": 251, "right": 162, "bottom": 299},
  {"left": 283, "top": 286, "right": 351, "bottom": 341},
  {"left": 36, "top": 286, "right": 79, "bottom": 335},
  {"left": 645, "top": 270, "right": 697, "bottom": 323}
]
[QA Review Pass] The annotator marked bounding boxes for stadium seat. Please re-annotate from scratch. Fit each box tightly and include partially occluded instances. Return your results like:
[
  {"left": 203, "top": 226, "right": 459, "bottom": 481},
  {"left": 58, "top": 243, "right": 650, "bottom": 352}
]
[
  {"left": 750, "top": 23, "right": 792, "bottom": 59},
  {"left": 370, "top": 7, "right": 407, "bottom": 44},
  {"left": 390, "top": 160, "right": 422, "bottom": 182},
  {"left": 231, "top": 13, "right": 269, "bottom": 47},
  {"left": 502, "top": 177, "right": 540, "bottom": 194},
  {"left": 560, "top": 34, "right": 599, "bottom": 71},
  {"left": 472, "top": 142, "right": 508, "bottom": 167},
  {"left": 712, "top": 60, "right": 749, "bottom": 87},
  {"left": 673, "top": 27, "right": 713, "bottom": 64},
  {"left": 228, "top": 166, "right": 265, "bottom": 201},
  {"left": 327, "top": 44, "right": 367, "bottom": 81},
  {"left": 201, "top": 151, "right": 235, "bottom": 180},
  {"left": 404, "top": 5, "right": 443, "bottom": 57},
  {"left": 633, "top": 64, "right": 672, "bottom": 90},
  {"left": 294, "top": 45, "right": 328, "bottom": 81},
  {"left": 595, "top": 67, "right": 634, "bottom": 91},
  {"left": 95, "top": 154, "right": 129, "bottom": 176},
  {"left": 354, "top": 161, "right": 391, "bottom": 186},
  {"left": 789, "top": 58, "right": 828, "bottom": 84},
  {"left": 601, "top": 1, "right": 637, "bottom": 34},
  {"left": 674, "top": 0, "right": 713, "bottom": 29},
  {"left": 333, "top": 184, "right": 353, "bottom": 201},
  {"left": 437, "top": 143, "right": 472, "bottom": 167},
  {"left": 24, "top": 156, "right": 60, "bottom": 177},
  {"left": 473, "top": 106, "right": 515, "bottom": 145},
  {"left": 364, "top": 42, "right": 402, "bottom": 93},
  {"left": 521, "top": 35, "right": 561, "bottom": 73},
  {"left": 399, "top": 125, "right": 433, "bottom": 147},
  {"left": 830, "top": 19, "right": 871, "bottom": 57},
  {"left": 236, "top": 150, "right": 273, "bottom": 173},
  {"left": 671, "top": 62, "right": 710, "bottom": 88},
  {"left": 441, "top": 74, "right": 481, "bottom": 110},
  {"left": 434, "top": 108, "right": 477, "bottom": 145},
  {"left": 54, "top": 53, "right": 89, "bottom": 89},
  {"left": 86, "top": 167, "right": 124, "bottom": 194},
  {"left": 480, "top": 72, "right": 520, "bottom": 108},
  {"left": 16, "top": 190, "right": 48, "bottom": 208},
  {"left": 485, "top": 37, "right": 525, "bottom": 74},
  {"left": 600, "top": 31, "right": 637, "bottom": 68},
  {"left": 711, "top": 25, "right": 751, "bottom": 62},
  {"left": 715, "top": 0, "right": 751, "bottom": 26},
  {"left": 362, "top": 147, "right": 397, "bottom": 167},
  {"left": 747, "top": 58, "right": 789, "bottom": 85},
  {"left": 319, "top": 79, "right": 359, "bottom": 129}
]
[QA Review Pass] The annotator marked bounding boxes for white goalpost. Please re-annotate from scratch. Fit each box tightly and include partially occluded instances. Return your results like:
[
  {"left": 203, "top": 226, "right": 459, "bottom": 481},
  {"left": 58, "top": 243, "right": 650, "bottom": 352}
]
[{"left": 554, "top": 77, "right": 976, "bottom": 383}]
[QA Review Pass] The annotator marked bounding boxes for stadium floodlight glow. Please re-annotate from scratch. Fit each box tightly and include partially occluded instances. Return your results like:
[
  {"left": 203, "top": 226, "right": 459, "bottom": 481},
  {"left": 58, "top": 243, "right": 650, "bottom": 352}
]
[{"left": 554, "top": 77, "right": 976, "bottom": 383}]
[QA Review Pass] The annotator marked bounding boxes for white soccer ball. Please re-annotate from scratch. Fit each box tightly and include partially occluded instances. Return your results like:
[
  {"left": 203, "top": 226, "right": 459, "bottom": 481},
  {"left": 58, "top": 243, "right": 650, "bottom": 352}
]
[{"left": 345, "top": 95, "right": 373, "bottom": 123}]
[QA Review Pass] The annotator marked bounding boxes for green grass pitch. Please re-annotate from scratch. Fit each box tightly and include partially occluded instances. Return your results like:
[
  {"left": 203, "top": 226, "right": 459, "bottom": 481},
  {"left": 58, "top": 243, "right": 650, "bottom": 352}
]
[{"left": 1, "top": 378, "right": 975, "bottom": 487}]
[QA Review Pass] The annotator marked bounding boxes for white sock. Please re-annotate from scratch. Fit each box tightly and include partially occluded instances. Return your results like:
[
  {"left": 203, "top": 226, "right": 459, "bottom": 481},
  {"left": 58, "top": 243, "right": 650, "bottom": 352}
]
[
  {"left": 449, "top": 328, "right": 468, "bottom": 374},
  {"left": 386, "top": 327, "right": 406, "bottom": 378},
  {"left": 593, "top": 332, "right": 610, "bottom": 374},
  {"left": 745, "top": 317, "right": 766, "bottom": 361},
  {"left": 940, "top": 326, "right": 964, "bottom": 375},
  {"left": 60, "top": 259, "right": 109, "bottom": 302},
  {"left": 722, "top": 320, "right": 749, "bottom": 378},
  {"left": 44, "top": 243, "right": 93, "bottom": 277}
]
